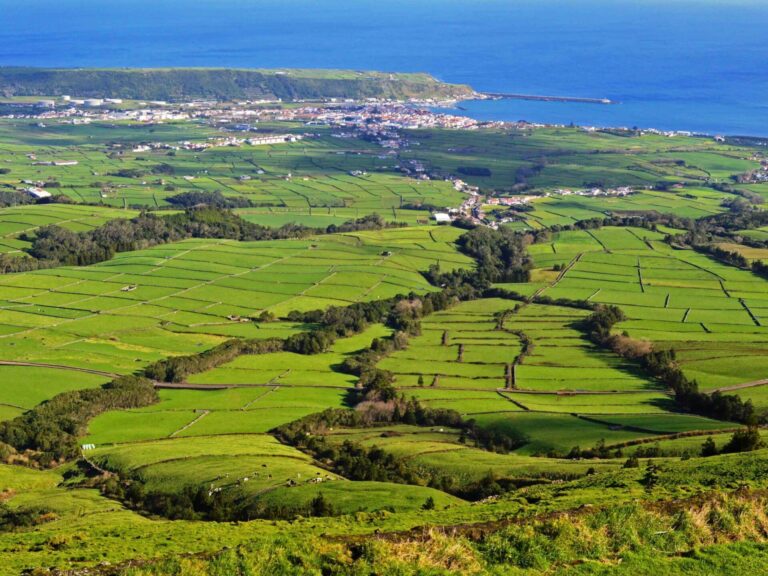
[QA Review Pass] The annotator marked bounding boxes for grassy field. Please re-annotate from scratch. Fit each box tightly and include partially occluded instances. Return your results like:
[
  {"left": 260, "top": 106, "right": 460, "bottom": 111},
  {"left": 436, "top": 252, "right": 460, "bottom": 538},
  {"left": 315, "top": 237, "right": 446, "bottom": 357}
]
[
  {"left": 85, "top": 323, "right": 463, "bottom": 515},
  {"left": 381, "top": 298, "right": 658, "bottom": 396},
  {"left": 0, "top": 204, "right": 137, "bottom": 254},
  {"left": 85, "top": 325, "right": 391, "bottom": 446},
  {"left": 371, "top": 297, "right": 735, "bottom": 456},
  {"left": 0, "top": 226, "right": 469, "bottom": 407},
  {"left": 522, "top": 187, "right": 733, "bottom": 229},
  {"left": 534, "top": 227, "right": 768, "bottom": 398},
  {"left": 0, "top": 120, "right": 465, "bottom": 212},
  {"left": 401, "top": 126, "right": 760, "bottom": 190}
]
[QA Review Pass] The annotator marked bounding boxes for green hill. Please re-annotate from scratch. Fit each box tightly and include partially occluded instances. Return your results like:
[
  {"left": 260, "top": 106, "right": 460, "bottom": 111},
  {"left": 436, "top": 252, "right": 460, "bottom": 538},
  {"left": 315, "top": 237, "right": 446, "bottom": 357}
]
[{"left": 0, "top": 67, "right": 475, "bottom": 101}]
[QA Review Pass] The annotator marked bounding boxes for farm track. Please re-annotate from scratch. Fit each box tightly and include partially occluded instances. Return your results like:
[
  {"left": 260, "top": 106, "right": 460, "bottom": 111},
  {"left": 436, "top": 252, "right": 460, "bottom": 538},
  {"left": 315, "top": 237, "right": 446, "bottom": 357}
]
[
  {"left": 155, "top": 382, "right": 352, "bottom": 390},
  {"left": 0, "top": 360, "right": 119, "bottom": 378},
  {"left": 156, "top": 381, "right": 666, "bottom": 397},
  {"left": 709, "top": 378, "right": 768, "bottom": 393}
]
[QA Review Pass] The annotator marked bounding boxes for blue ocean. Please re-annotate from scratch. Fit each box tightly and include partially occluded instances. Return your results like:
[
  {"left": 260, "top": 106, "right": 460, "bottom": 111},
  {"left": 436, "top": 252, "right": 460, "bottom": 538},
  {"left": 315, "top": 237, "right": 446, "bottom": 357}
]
[{"left": 1, "top": 0, "right": 766, "bottom": 136}]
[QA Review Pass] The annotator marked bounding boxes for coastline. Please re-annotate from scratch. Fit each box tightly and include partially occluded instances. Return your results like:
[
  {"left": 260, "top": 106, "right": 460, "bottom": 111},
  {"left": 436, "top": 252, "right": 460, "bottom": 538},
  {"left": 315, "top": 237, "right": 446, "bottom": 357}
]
[{"left": 432, "top": 96, "right": 768, "bottom": 141}]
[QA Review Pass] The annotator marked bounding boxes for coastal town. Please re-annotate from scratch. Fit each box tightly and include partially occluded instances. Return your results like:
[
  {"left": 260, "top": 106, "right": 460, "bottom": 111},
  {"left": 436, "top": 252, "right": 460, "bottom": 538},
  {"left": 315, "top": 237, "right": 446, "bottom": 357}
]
[
  {"left": 0, "top": 95, "right": 664, "bottom": 228},
  {"left": 1, "top": 93, "right": 717, "bottom": 141}
]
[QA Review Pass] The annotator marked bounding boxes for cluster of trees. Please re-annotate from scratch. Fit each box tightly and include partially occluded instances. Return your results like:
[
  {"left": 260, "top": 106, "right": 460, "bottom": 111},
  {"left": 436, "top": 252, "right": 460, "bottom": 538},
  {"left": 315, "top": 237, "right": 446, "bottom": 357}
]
[
  {"left": 400, "top": 202, "right": 442, "bottom": 212},
  {"left": 425, "top": 226, "right": 533, "bottom": 289},
  {"left": 456, "top": 226, "right": 532, "bottom": 284},
  {"left": 0, "top": 253, "right": 56, "bottom": 274},
  {"left": 644, "top": 351, "right": 756, "bottom": 423},
  {"left": 564, "top": 439, "right": 614, "bottom": 460},
  {"left": 166, "top": 190, "right": 252, "bottom": 209},
  {"left": 684, "top": 206, "right": 768, "bottom": 246},
  {"left": 0, "top": 375, "right": 157, "bottom": 465},
  {"left": 275, "top": 404, "right": 465, "bottom": 447},
  {"left": 145, "top": 338, "right": 284, "bottom": 383},
  {"left": 539, "top": 212, "right": 694, "bottom": 236},
  {"left": 22, "top": 208, "right": 317, "bottom": 268},
  {"left": 284, "top": 298, "right": 398, "bottom": 356},
  {"left": 324, "top": 213, "right": 402, "bottom": 234},
  {"left": 284, "top": 287, "right": 471, "bottom": 370},
  {"left": 457, "top": 166, "right": 492, "bottom": 177},
  {"left": 582, "top": 306, "right": 756, "bottom": 424},
  {"left": 752, "top": 260, "right": 768, "bottom": 280},
  {"left": 108, "top": 168, "right": 146, "bottom": 179},
  {"left": 341, "top": 333, "right": 409, "bottom": 402},
  {"left": 700, "top": 428, "right": 763, "bottom": 457},
  {"left": 5, "top": 208, "right": 407, "bottom": 275},
  {"left": 694, "top": 244, "right": 749, "bottom": 269},
  {"left": 515, "top": 160, "right": 546, "bottom": 186},
  {"left": 274, "top": 403, "right": 527, "bottom": 501},
  {"left": 99, "top": 476, "right": 337, "bottom": 521},
  {"left": 0, "top": 190, "right": 33, "bottom": 208}
]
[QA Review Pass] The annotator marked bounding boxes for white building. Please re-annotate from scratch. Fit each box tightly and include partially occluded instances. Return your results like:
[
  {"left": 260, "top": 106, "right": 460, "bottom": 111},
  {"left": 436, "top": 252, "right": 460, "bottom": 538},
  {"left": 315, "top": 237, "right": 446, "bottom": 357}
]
[
  {"left": 25, "top": 187, "right": 52, "bottom": 199},
  {"left": 433, "top": 212, "right": 452, "bottom": 224}
]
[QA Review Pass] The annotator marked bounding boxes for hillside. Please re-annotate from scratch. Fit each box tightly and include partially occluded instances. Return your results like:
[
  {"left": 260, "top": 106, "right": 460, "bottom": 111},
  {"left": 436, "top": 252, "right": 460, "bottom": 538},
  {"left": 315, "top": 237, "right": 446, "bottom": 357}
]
[
  {"left": 0, "top": 110, "right": 768, "bottom": 574},
  {"left": 0, "top": 67, "right": 475, "bottom": 101}
]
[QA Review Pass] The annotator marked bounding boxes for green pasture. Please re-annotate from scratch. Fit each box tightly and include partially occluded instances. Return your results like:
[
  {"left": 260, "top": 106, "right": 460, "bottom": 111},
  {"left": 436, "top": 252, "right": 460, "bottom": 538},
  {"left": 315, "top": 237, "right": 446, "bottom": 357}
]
[
  {"left": 322, "top": 424, "right": 619, "bottom": 485},
  {"left": 401, "top": 126, "right": 760, "bottom": 191},
  {"left": 381, "top": 299, "right": 660, "bottom": 396},
  {"left": 0, "top": 120, "right": 465, "bottom": 211},
  {"left": 0, "top": 227, "right": 469, "bottom": 383},
  {"left": 0, "top": 204, "right": 137, "bottom": 253},
  {"left": 0, "top": 365, "right": 110, "bottom": 413},
  {"left": 537, "top": 228, "right": 768, "bottom": 393},
  {"left": 188, "top": 323, "right": 390, "bottom": 386}
]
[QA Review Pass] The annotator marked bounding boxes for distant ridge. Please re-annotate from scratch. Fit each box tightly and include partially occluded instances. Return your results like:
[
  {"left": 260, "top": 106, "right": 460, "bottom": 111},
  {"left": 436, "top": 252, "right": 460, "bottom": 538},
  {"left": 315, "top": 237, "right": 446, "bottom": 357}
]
[{"left": 0, "top": 67, "right": 474, "bottom": 102}]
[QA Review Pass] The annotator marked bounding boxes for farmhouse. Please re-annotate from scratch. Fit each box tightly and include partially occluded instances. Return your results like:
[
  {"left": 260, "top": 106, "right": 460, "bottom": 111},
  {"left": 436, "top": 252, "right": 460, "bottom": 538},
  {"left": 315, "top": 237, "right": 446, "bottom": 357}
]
[
  {"left": 432, "top": 212, "right": 452, "bottom": 224},
  {"left": 24, "top": 187, "right": 51, "bottom": 199}
]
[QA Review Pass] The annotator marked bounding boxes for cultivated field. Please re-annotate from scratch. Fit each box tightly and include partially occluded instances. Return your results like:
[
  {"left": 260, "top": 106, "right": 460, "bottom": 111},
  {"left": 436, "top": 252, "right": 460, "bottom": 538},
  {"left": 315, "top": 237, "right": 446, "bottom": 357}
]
[
  {"left": 534, "top": 227, "right": 768, "bottom": 399},
  {"left": 0, "top": 226, "right": 470, "bottom": 412}
]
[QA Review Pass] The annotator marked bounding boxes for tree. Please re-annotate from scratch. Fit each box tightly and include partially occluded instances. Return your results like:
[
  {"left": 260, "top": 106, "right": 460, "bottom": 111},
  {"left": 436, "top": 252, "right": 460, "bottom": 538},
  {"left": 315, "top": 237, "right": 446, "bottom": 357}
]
[
  {"left": 640, "top": 461, "right": 660, "bottom": 492},
  {"left": 700, "top": 436, "right": 718, "bottom": 457},
  {"left": 623, "top": 455, "right": 640, "bottom": 468},
  {"left": 421, "top": 496, "right": 436, "bottom": 511},
  {"left": 721, "top": 427, "right": 763, "bottom": 454},
  {"left": 309, "top": 493, "right": 335, "bottom": 517}
]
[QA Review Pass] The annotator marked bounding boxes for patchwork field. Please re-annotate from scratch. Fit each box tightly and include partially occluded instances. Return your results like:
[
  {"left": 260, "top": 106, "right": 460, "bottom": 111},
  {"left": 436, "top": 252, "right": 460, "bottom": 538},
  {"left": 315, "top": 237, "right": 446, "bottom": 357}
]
[
  {"left": 402, "top": 126, "right": 760, "bottom": 190},
  {"left": 380, "top": 298, "right": 659, "bottom": 397},
  {"left": 0, "top": 121, "right": 465, "bottom": 211},
  {"left": 520, "top": 188, "right": 734, "bottom": 229},
  {"left": 0, "top": 226, "right": 470, "bottom": 407},
  {"left": 534, "top": 227, "right": 768, "bottom": 400},
  {"left": 84, "top": 325, "right": 463, "bottom": 514}
]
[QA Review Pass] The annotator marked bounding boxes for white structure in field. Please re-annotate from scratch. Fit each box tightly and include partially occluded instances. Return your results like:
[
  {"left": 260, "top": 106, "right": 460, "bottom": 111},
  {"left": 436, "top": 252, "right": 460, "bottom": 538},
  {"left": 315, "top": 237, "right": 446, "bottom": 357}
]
[{"left": 24, "top": 187, "right": 52, "bottom": 199}]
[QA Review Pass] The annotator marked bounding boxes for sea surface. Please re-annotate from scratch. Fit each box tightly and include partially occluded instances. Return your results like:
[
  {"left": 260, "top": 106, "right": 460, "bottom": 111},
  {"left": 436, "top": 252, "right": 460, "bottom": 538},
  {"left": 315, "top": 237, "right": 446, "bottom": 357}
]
[{"left": 1, "top": 0, "right": 767, "bottom": 136}]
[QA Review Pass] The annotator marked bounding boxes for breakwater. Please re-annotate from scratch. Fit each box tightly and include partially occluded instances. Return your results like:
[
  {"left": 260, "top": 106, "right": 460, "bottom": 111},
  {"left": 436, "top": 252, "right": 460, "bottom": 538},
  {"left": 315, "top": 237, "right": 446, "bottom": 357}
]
[{"left": 483, "top": 92, "right": 614, "bottom": 105}]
